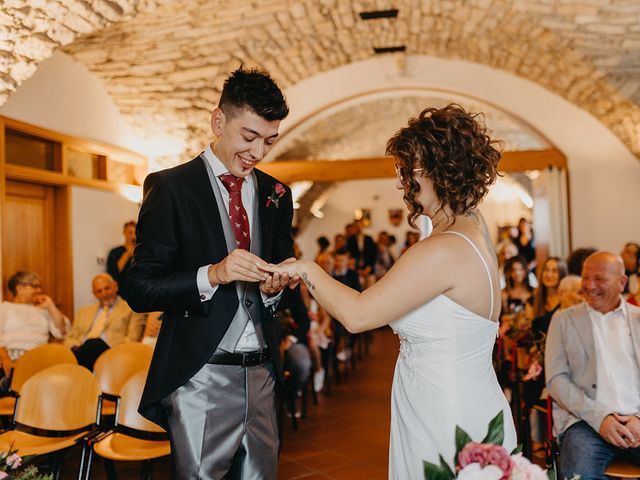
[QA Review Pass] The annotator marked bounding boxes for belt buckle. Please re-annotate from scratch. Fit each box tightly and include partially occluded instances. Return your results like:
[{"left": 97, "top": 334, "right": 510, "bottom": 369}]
[{"left": 241, "top": 351, "right": 256, "bottom": 367}]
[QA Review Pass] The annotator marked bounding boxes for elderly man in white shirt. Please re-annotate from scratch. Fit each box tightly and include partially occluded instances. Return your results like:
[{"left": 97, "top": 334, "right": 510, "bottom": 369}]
[{"left": 546, "top": 251, "right": 640, "bottom": 480}]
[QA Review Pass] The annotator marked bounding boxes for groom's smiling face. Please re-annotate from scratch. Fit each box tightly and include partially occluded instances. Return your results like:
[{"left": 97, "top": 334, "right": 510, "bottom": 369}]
[{"left": 211, "top": 107, "right": 280, "bottom": 178}]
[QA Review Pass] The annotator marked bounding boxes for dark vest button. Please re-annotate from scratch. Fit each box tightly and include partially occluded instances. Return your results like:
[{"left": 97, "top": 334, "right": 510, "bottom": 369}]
[{"left": 245, "top": 299, "right": 253, "bottom": 307}]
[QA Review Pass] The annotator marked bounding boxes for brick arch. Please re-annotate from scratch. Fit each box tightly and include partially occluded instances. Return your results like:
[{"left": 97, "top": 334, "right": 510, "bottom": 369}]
[{"left": 3, "top": 0, "right": 639, "bottom": 160}]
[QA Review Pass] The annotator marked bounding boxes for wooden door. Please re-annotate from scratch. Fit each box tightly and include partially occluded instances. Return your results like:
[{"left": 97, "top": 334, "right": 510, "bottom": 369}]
[{"left": 2, "top": 180, "right": 72, "bottom": 316}]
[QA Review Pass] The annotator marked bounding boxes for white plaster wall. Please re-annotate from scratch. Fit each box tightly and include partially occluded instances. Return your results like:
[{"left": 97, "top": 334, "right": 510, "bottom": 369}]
[
  {"left": 71, "top": 186, "right": 139, "bottom": 313},
  {"left": 0, "top": 51, "right": 145, "bottom": 311},
  {"left": 276, "top": 56, "right": 640, "bottom": 253},
  {"left": 0, "top": 51, "right": 142, "bottom": 153}
]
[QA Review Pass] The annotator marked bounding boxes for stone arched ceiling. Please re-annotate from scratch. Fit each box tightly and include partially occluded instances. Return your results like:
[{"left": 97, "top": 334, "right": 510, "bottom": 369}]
[
  {"left": 276, "top": 95, "right": 548, "bottom": 161},
  {"left": 2, "top": 0, "right": 640, "bottom": 164},
  {"left": 276, "top": 94, "right": 543, "bottom": 230}
]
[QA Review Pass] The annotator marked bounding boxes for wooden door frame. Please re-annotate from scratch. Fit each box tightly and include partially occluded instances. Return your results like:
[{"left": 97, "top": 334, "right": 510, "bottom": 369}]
[{"left": 2, "top": 179, "right": 73, "bottom": 317}]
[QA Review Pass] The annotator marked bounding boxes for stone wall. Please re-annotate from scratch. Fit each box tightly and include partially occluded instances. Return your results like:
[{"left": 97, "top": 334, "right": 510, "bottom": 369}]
[{"left": 2, "top": 0, "right": 639, "bottom": 163}]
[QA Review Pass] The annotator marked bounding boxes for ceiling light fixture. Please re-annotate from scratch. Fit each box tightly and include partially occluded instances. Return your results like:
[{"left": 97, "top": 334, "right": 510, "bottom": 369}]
[
  {"left": 373, "top": 46, "right": 406, "bottom": 54},
  {"left": 359, "top": 9, "right": 399, "bottom": 20}
]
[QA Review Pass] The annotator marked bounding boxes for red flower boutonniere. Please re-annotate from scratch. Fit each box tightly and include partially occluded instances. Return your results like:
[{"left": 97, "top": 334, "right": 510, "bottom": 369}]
[{"left": 266, "top": 183, "right": 286, "bottom": 208}]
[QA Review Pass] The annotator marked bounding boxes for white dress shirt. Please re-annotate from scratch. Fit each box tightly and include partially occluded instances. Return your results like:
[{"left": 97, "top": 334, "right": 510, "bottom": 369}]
[
  {"left": 196, "top": 145, "right": 279, "bottom": 351},
  {"left": 0, "top": 301, "right": 69, "bottom": 360},
  {"left": 588, "top": 298, "right": 640, "bottom": 415}
]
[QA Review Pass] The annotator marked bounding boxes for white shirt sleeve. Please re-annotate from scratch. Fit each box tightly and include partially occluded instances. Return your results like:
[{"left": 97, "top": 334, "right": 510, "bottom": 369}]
[
  {"left": 261, "top": 289, "right": 283, "bottom": 309},
  {"left": 49, "top": 314, "right": 71, "bottom": 339},
  {"left": 197, "top": 265, "right": 218, "bottom": 301}
]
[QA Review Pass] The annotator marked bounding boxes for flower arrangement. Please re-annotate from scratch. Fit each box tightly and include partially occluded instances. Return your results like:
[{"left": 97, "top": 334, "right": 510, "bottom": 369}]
[
  {"left": 266, "top": 183, "right": 286, "bottom": 208},
  {"left": 0, "top": 447, "right": 52, "bottom": 480},
  {"left": 423, "top": 411, "right": 549, "bottom": 479}
]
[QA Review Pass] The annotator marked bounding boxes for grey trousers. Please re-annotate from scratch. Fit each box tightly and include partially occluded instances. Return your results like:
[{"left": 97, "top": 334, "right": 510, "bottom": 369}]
[{"left": 161, "top": 362, "right": 279, "bottom": 480}]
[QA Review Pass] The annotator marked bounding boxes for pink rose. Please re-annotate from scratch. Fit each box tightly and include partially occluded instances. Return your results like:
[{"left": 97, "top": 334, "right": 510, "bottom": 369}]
[
  {"left": 6, "top": 453, "right": 21, "bottom": 469},
  {"left": 523, "top": 361, "right": 543, "bottom": 381},
  {"left": 0, "top": 471, "right": 8, "bottom": 479},
  {"left": 274, "top": 183, "right": 285, "bottom": 195},
  {"left": 509, "top": 453, "right": 547, "bottom": 480},
  {"left": 458, "top": 443, "right": 513, "bottom": 480}
]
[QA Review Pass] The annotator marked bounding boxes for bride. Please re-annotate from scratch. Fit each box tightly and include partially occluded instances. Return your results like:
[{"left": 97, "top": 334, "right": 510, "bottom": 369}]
[{"left": 263, "top": 104, "right": 517, "bottom": 478}]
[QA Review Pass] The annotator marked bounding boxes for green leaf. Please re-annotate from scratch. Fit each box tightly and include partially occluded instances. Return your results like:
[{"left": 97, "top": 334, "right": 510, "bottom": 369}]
[
  {"left": 510, "top": 444, "right": 523, "bottom": 455},
  {"left": 455, "top": 425, "right": 473, "bottom": 456},
  {"left": 439, "top": 455, "right": 455, "bottom": 478},
  {"left": 423, "top": 460, "right": 455, "bottom": 480},
  {"left": 482, "top": 410, "right": 505, "bottom": 445}
]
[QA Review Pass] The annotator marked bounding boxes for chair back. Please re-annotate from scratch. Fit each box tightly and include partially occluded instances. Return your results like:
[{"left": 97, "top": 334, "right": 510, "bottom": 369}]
[
  {"left": 118, "top": 370, "right": 164, "bottom": 433},
  {"left": 16, "top": 364, "right": 101, "bottom": 431},
  {"left": 10, "top": 344, "right": 77, "bottom": 393},
  {"left": 93, "top": 343, "right": 153, "bottom": 396}
]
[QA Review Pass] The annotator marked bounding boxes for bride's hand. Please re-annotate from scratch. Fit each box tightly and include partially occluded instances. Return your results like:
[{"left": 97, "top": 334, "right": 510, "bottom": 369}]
[{"left": 260, "top": 258, "right": 302, "bottom": 287}]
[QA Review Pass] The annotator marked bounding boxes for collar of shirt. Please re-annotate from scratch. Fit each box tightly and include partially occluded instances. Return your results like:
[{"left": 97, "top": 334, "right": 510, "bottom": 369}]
[
  {"left": 203, "top": 144, "right": 255, "bottom": 191},
  {"left": 585, "top": 296, "right": 628, "bottom": 321},
  {"left": 98, "top": 296, "right": 120, "bottom": 313}
]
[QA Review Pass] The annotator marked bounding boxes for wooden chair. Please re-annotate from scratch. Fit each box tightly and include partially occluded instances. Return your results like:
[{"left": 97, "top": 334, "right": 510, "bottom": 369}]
[
  {"left": 545, "top": 397, "right": 640, "bottom": 479},
  {"left": 0, "top": 363, "right": 101, "bottom": 479},
  {"left": 88, "top": 370, "right": 170, "bottom": 480},
  {"left": 0, "top": 344, "right": 77, "bottom": 419},
  {"left": 93, "top": 343, "right": 154, "bottom": 418},
  {"left": 605, "top": 460, "right": 640, "bottom": 479}
]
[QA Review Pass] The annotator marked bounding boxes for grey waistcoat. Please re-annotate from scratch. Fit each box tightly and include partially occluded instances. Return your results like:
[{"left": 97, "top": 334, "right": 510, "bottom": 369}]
[{"left": 201, "top": 155, "right": 265, "bottom": 352}]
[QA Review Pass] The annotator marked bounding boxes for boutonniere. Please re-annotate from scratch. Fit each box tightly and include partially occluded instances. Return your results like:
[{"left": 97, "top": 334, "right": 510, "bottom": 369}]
[{"left": 266, "top": 183, "right": 286, "bottom": 208}]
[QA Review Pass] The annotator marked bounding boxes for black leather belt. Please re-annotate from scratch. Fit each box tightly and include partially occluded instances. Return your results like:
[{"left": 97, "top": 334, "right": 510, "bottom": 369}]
[{"left": 207, "top": 349, "right": 271, "bottom": 367}]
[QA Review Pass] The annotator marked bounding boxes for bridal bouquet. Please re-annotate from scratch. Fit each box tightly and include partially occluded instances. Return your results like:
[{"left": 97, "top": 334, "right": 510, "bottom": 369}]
[
  {"left": 0, "top": 446, "right": 52, "bottom": 480},
  {"left": 423, "top": 411, "right": 549, "bottom": 480}
]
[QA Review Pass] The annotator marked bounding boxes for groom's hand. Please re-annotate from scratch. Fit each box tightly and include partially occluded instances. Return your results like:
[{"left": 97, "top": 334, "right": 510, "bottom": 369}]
[
  {"left": 208, "top": 249, "right": 269, "bottom": 286},
  {"left": 260, "top": 258, "right": 301, "bottom": 293},
  {"left": 260, "top": 270, "right": 291, "bottom": 296}
]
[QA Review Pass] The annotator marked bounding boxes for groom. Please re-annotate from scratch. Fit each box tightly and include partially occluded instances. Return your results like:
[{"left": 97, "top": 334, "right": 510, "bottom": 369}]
[{"left": 126, "top": 67, "right": 294, "bottom": 479}]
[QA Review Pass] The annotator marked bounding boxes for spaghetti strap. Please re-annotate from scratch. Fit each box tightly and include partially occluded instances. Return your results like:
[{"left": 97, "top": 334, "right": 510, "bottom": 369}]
[{"left": 440, "top": 231, "right": 495, "bottom": 321}]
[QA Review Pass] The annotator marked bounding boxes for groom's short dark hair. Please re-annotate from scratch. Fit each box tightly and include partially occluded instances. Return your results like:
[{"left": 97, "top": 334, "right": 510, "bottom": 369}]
[{"left": 218, "top": 67, "right": 289, "bottom": 121}]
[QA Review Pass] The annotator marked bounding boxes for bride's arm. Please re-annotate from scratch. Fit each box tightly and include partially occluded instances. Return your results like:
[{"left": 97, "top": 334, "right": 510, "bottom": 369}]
[{"left": 269, "top": 235, "right": 456, "bottom": 333}]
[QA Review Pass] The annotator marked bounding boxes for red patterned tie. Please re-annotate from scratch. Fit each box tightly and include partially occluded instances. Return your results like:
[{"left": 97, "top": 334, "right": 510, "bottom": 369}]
[{"left": 219, "top": 174, "right": 251, "bottom": 250}]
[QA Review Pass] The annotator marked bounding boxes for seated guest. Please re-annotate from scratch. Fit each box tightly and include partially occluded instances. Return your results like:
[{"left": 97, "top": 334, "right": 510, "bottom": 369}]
[
  {"left": 65, "top": 273, "right": 145, "bottom": 370},
  {"left": 546, "top": 252, "right": 640, "bottom": 479},
  {"left": 333, "top": 249, "right": 361, "bottom": 362},
  {"left": 621, "top": 241, "right": 639, "bottom": 297},
  {"left": 374, "top": 230, "right": 395, "bottom": 280},
  {"left": 346, "top": 219, "right": 377, "bottom": 284},
  {"left": 557, "top": 275, "right": 583, "bottom": 310},
  {"left": 0, "top": 271, "right": 69, "bottom": 373},
  {"left": 527, "top": 257, "right": 568, "bottom": 333},
  {"left": 501, "top": 255, "right": 533, "bottom": 315},
  {"left": 106, "top": 220, "right": 136, "bottom": 300},
  {"left": 566, "top": 247, "right": 597, "bottom": 276},
  {"left": 279, "top": 290, "right": 312, "bottom": 399}
]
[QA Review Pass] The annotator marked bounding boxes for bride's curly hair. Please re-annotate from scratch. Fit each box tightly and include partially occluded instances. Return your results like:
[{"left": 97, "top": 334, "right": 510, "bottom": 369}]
[{"left": 386, "top": 104, "right": 501, "bottom": 228}]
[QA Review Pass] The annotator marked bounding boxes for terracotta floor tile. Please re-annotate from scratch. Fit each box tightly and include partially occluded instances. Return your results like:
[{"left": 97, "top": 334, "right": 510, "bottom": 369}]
[
  {"left": 278, "top": 459, "right": 316, "bottom": 479},
  {"left": 294, "top": 451, "right": 354, "bottom": 472},
  {"left": 323, "top": 462, "right": 386, "bottom": 480}
]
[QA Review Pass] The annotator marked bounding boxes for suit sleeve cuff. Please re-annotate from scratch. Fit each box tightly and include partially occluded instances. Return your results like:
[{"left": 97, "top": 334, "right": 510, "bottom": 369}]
[
  {"left": 261, "top": 289, "right": 283, "bottom": 309},
  {"left": 197, "top": 265, "right": 218, "bottom": 301}
]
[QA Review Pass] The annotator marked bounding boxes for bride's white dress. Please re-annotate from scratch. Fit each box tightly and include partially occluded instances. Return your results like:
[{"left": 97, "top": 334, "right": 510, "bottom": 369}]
[{"left": 388, "top": 231, "right": 517, "bottom": 479}]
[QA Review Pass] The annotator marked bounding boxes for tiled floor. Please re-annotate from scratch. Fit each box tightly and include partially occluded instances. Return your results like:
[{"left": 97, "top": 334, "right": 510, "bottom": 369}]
[
  {"left": 54, "top": 328, "right": 398, "bottom": 479},
  {"left": 277, "top": 328, "right": 397, "bottom": 479}
]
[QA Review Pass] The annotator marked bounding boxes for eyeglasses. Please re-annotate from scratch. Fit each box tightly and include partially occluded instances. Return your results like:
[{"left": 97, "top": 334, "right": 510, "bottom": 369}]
[{"left": 394, "top": 164, "right": 425, "bottom": 183}]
